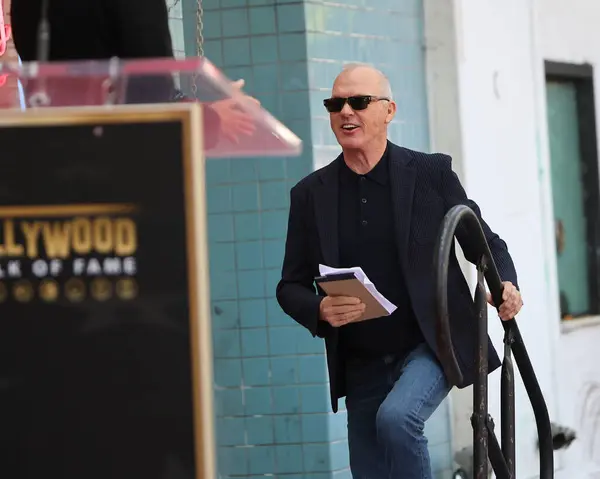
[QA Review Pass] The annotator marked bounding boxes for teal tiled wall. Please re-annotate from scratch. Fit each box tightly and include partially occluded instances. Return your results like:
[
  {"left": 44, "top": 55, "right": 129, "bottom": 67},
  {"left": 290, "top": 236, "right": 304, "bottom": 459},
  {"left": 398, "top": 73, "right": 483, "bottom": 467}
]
[{"left": 177, "top": 0, "right": 453, "bottom": 477}]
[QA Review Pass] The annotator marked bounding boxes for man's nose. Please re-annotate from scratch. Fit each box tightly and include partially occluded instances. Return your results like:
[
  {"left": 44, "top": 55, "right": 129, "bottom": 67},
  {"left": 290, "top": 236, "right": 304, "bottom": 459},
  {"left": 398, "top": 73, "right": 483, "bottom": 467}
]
[{"left": 340, "top": 101, "right": 354, "bottom": 115}]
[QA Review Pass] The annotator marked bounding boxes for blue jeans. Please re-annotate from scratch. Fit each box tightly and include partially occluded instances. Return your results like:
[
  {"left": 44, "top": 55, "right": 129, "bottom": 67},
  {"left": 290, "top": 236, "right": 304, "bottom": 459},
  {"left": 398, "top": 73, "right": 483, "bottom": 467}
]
[{"left": 345, "top": 343, "right": 450, "bottom": 479}]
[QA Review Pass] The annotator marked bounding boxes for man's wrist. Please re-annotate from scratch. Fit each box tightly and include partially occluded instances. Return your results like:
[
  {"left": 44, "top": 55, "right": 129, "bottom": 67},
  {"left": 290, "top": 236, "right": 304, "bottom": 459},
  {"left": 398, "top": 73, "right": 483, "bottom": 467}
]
[{"left": 317, "top": 295, "right": 326, "bottom": 321}]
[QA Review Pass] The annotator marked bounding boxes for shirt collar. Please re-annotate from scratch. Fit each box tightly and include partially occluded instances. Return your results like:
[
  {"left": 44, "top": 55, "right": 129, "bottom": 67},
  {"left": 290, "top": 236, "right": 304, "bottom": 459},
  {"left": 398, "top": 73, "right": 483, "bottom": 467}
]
[{"left": 340, "top": 142, "right": 390, "bottom": 185}]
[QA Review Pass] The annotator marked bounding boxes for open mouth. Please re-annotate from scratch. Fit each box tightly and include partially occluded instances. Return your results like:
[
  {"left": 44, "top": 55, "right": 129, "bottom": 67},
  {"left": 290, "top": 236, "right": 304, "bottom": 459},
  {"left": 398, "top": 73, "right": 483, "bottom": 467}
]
[{"left": 341, "top": 124, "right": 359, "bottom": 131}]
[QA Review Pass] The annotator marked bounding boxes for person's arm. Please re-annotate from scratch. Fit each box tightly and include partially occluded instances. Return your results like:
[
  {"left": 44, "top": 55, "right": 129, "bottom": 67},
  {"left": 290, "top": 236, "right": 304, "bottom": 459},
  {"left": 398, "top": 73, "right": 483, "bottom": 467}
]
[
  {"left": 439, "top": 155, "right": 519, "bottom": 288},
  {"left": 276, "top": 184, "right": 330, "bottom": 338}
]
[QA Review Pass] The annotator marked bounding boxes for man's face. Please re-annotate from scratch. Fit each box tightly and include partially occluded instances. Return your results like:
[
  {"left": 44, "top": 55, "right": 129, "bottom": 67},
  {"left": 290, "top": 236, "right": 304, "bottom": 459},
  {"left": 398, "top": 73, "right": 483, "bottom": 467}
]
[{"left": 328, "top": 67, "right": 396, "bottom": 151}]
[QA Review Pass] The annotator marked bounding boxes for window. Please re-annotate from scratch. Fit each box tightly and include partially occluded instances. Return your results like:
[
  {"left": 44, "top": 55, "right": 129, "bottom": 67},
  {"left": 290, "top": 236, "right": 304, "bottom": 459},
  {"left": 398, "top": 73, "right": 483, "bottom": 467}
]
[{"left": 545, "top": 61, "right": 600, "bottom": 320}]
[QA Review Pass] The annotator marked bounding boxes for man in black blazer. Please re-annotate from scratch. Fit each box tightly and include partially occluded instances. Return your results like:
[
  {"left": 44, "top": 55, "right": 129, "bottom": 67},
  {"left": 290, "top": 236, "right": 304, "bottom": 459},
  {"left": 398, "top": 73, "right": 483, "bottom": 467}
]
[{"left": 276, "top": 64, "right": 523, "bottom": 479}]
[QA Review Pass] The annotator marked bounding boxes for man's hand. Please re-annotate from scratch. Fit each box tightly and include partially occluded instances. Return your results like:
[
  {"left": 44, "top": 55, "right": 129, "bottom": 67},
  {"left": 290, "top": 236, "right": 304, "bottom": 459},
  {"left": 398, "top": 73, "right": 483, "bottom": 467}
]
[
  {"left": 486, "top": 281, "right": 523, "bottom": 321},
  {"left": 319, "top": 296, "right": 366, "bottom": 328}
]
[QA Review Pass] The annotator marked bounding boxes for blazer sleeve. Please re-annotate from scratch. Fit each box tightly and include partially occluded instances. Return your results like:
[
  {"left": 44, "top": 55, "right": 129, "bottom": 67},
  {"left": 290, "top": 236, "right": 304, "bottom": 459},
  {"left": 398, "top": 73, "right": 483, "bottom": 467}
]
[
  {"left": 276, "top": 184, "right": 330, "bottom": 338},
  {"left": 439, "top": 155, "right": 519, "bottom": 289}
]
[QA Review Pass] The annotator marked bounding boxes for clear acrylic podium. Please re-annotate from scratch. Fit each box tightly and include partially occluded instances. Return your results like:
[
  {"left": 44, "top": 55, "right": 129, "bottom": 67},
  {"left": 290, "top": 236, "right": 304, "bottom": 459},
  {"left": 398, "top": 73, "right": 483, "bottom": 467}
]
[{"left": 0, "top": 57, "right": 302, "bottom": 479}]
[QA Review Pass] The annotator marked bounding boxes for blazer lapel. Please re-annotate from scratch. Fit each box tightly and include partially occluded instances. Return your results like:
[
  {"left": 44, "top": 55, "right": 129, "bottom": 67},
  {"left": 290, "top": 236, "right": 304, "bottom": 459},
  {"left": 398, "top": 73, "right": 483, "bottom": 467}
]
[
  {"left": 314, "top": 157, "right": 341, "bottom": 267},
  {"left": 389, "top": 147, "right": 416, "bottom": 266}
]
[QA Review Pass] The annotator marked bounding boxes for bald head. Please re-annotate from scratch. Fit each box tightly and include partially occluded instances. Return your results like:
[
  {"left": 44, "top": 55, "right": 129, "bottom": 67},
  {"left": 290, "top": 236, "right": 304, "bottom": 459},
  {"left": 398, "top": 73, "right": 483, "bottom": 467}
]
[
  {"left": 332, "top": 64, "right": 393, "bottom": 99},
  {"left": 328, "top": 63, "right": 397, "bottom": 158}
]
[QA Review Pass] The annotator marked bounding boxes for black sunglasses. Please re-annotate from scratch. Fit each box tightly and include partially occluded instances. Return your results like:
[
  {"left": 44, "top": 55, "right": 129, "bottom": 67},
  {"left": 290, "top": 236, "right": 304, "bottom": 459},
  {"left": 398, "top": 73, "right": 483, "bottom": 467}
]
[{"left": 323, "top": 95, "right": 390, "bottom": 113}]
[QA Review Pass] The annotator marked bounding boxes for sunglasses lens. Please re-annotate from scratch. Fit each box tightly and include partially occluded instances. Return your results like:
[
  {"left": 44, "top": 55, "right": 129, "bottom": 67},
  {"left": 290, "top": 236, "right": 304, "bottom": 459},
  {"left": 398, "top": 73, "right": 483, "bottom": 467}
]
[
  {"left": 324, "top": 98, "right": 346, "bottom": 113},
  {"left": 324, "top": 96, "right": 374, "bottom": 112},
  {"left": 347, "top": 96, "right": 370, "bottom": 110}
]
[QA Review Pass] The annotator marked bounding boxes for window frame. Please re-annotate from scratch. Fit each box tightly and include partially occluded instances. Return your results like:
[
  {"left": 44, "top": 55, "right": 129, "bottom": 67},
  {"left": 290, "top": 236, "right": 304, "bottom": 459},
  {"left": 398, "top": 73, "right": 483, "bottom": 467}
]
[{"left": 545, "top": 61, "right": 600, "bottom": 318}]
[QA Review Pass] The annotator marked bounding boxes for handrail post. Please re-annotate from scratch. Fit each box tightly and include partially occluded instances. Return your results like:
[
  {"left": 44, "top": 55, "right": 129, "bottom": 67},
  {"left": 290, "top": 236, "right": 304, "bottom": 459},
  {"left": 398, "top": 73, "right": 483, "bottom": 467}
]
[
  {"left": 501, "top": 329, "right": 516, "bottom": 476},
  {"left": 473, "top": 261, "right": 489, "bottom": 478},
  {"left": 505, "top": 324, "right": 554, "bottom": 477}
]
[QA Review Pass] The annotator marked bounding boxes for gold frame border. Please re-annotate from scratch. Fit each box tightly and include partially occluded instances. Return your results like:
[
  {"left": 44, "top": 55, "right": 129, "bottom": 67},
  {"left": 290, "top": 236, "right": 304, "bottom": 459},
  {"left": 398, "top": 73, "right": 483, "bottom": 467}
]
[
  {"left": 0, "top": 104, "right": 216, "bottom": 479},
  {"left": 0, "top": 204, "right": 138, "bottom": 217}
]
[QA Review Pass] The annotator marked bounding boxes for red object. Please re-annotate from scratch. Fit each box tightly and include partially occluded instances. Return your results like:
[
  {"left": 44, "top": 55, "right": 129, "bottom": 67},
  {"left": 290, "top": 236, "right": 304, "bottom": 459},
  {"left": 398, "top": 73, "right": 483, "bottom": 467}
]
[
  {"left": 0, "top": 0, "right": 10, "bottom": 55},
  {"left": 0, "top": 23, "right": 10, "bottom": 56},
  {"left": 0, "top": 0, "right": 11, "bottom": 88},
  {"left": 0, "top": 24, "right": 10, "bottom": 57}
]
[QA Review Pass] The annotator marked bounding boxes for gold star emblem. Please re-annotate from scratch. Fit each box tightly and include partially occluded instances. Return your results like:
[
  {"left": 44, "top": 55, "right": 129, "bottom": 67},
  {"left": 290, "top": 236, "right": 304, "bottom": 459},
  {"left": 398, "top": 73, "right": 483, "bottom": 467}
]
[
  {"left": 13, "top": 280, "right": 34, "bottom": 303},
  {"left": 116, "top": 278, "right": 138, "bottom": 300},
  {"left": 91, "top": 278, "right": 112, "bottom": 301},
  {"left": 39, "top": 279, "right": 59, "bottom": 302},
  {"left": 65, "top": 278, "right": 86, "bottom": 302}
]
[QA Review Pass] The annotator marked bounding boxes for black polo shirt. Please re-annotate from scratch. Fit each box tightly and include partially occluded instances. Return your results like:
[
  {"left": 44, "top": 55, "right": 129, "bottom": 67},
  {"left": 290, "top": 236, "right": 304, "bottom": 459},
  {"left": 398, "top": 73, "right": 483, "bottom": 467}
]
[{"left": 338, "top": 147, "right": 423, "bottom": 358}]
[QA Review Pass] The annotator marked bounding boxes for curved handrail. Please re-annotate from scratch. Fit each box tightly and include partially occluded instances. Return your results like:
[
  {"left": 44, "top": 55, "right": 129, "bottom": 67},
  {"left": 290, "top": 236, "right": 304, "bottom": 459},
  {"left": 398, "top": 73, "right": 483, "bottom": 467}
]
[{"left": 434, "top": 205, "right": 554, "bottom": 478}]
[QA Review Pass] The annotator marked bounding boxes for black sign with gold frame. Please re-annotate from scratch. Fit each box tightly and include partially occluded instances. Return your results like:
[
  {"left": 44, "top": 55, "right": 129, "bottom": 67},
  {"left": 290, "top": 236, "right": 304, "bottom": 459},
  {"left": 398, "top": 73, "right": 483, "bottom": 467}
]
[{"left": 0, "top": 104, "right": 215, "bottom": 479}]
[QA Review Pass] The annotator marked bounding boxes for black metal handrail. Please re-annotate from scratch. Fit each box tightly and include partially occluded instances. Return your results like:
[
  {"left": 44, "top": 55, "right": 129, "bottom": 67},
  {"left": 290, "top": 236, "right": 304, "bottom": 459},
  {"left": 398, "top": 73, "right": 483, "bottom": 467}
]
[{"left": 433, "top": 205, "right": 554, "bottom": 479}]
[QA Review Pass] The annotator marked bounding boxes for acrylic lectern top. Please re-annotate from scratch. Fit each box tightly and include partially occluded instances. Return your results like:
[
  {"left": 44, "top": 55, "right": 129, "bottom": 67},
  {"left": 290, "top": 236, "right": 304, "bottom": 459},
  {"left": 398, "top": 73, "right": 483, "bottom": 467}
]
[{"left": 0, "top": 56, "right": 302, "bottom": 158}]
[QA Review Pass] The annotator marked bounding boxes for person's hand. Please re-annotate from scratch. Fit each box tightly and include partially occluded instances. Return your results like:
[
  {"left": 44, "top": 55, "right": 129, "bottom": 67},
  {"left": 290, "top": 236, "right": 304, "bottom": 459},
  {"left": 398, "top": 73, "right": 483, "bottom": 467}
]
[
  {"left": 486, "top": 281, "right": 523, "bottom": 321},
  {"left": 319, "top": 296, "right": 366, "bottom": 327},
  {"left": 210, "top": 78, "right": 260, "bottom": 143},
  {"left": 231, "top": 79, "right": 261, "bottom": 108}
]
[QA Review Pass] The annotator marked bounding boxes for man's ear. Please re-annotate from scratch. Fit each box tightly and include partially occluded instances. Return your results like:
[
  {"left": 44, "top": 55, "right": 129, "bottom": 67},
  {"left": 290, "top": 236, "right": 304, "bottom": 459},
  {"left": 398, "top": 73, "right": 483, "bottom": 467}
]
[{"left": 385, "top": 100, "right": 397, "bottom": 124}]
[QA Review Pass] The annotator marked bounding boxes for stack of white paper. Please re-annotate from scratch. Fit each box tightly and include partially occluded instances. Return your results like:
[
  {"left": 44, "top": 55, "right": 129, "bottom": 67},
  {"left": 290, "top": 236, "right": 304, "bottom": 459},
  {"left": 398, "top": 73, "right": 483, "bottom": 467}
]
[{"left": 318, "top": 264, "right": 398, "bottom": 315}]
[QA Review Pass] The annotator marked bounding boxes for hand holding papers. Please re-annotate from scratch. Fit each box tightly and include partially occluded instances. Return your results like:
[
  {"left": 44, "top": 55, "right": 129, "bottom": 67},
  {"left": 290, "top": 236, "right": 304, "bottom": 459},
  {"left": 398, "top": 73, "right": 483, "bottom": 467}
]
[{"left": 315, "top": 264, "right": 397, "bottom": 321}]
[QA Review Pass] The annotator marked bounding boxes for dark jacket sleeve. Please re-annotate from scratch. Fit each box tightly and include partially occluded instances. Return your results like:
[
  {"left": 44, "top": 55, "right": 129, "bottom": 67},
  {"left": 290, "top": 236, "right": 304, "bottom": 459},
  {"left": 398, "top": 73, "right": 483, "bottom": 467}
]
[
  {"left": 439, "top": 155, "right": 519, "bottom": 289},
  {"left": 276, "top": 184, "right": 330, "bottom": 338}
]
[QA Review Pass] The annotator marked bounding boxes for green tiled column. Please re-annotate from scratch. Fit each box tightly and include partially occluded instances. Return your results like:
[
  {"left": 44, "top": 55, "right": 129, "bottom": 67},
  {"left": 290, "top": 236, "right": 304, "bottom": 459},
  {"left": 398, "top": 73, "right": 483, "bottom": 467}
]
[{"left": 179, "top": 0, "right": 453, "bottom": 477}]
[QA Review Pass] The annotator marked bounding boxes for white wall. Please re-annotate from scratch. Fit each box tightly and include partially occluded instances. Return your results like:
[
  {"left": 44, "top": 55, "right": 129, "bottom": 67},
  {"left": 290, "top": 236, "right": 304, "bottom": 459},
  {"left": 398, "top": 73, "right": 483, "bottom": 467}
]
[
  {"left": 537, "top": 0, "right": 600, "bottom": 476},
  {"left": 538, "top": 0, "right": 600, "bottom": 67},
  {"left": 427, "top": 0, "right": 600, "bottom": 477},
  {"left": 456, "top": 1, "right": 561, "bottom": 477},
  {"left": 554, "top": 324, "right": 600, "bottom": 477},
  {"left": 425, "top": 0, "right": 566, "bottom": 477}
]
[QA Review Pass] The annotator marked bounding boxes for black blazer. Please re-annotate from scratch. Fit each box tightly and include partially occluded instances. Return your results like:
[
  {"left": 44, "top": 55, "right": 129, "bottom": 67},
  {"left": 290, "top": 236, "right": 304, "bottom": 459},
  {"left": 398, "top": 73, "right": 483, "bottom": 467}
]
[{"left": 276, "top": 142, "right": 519, "bottom": 412}]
